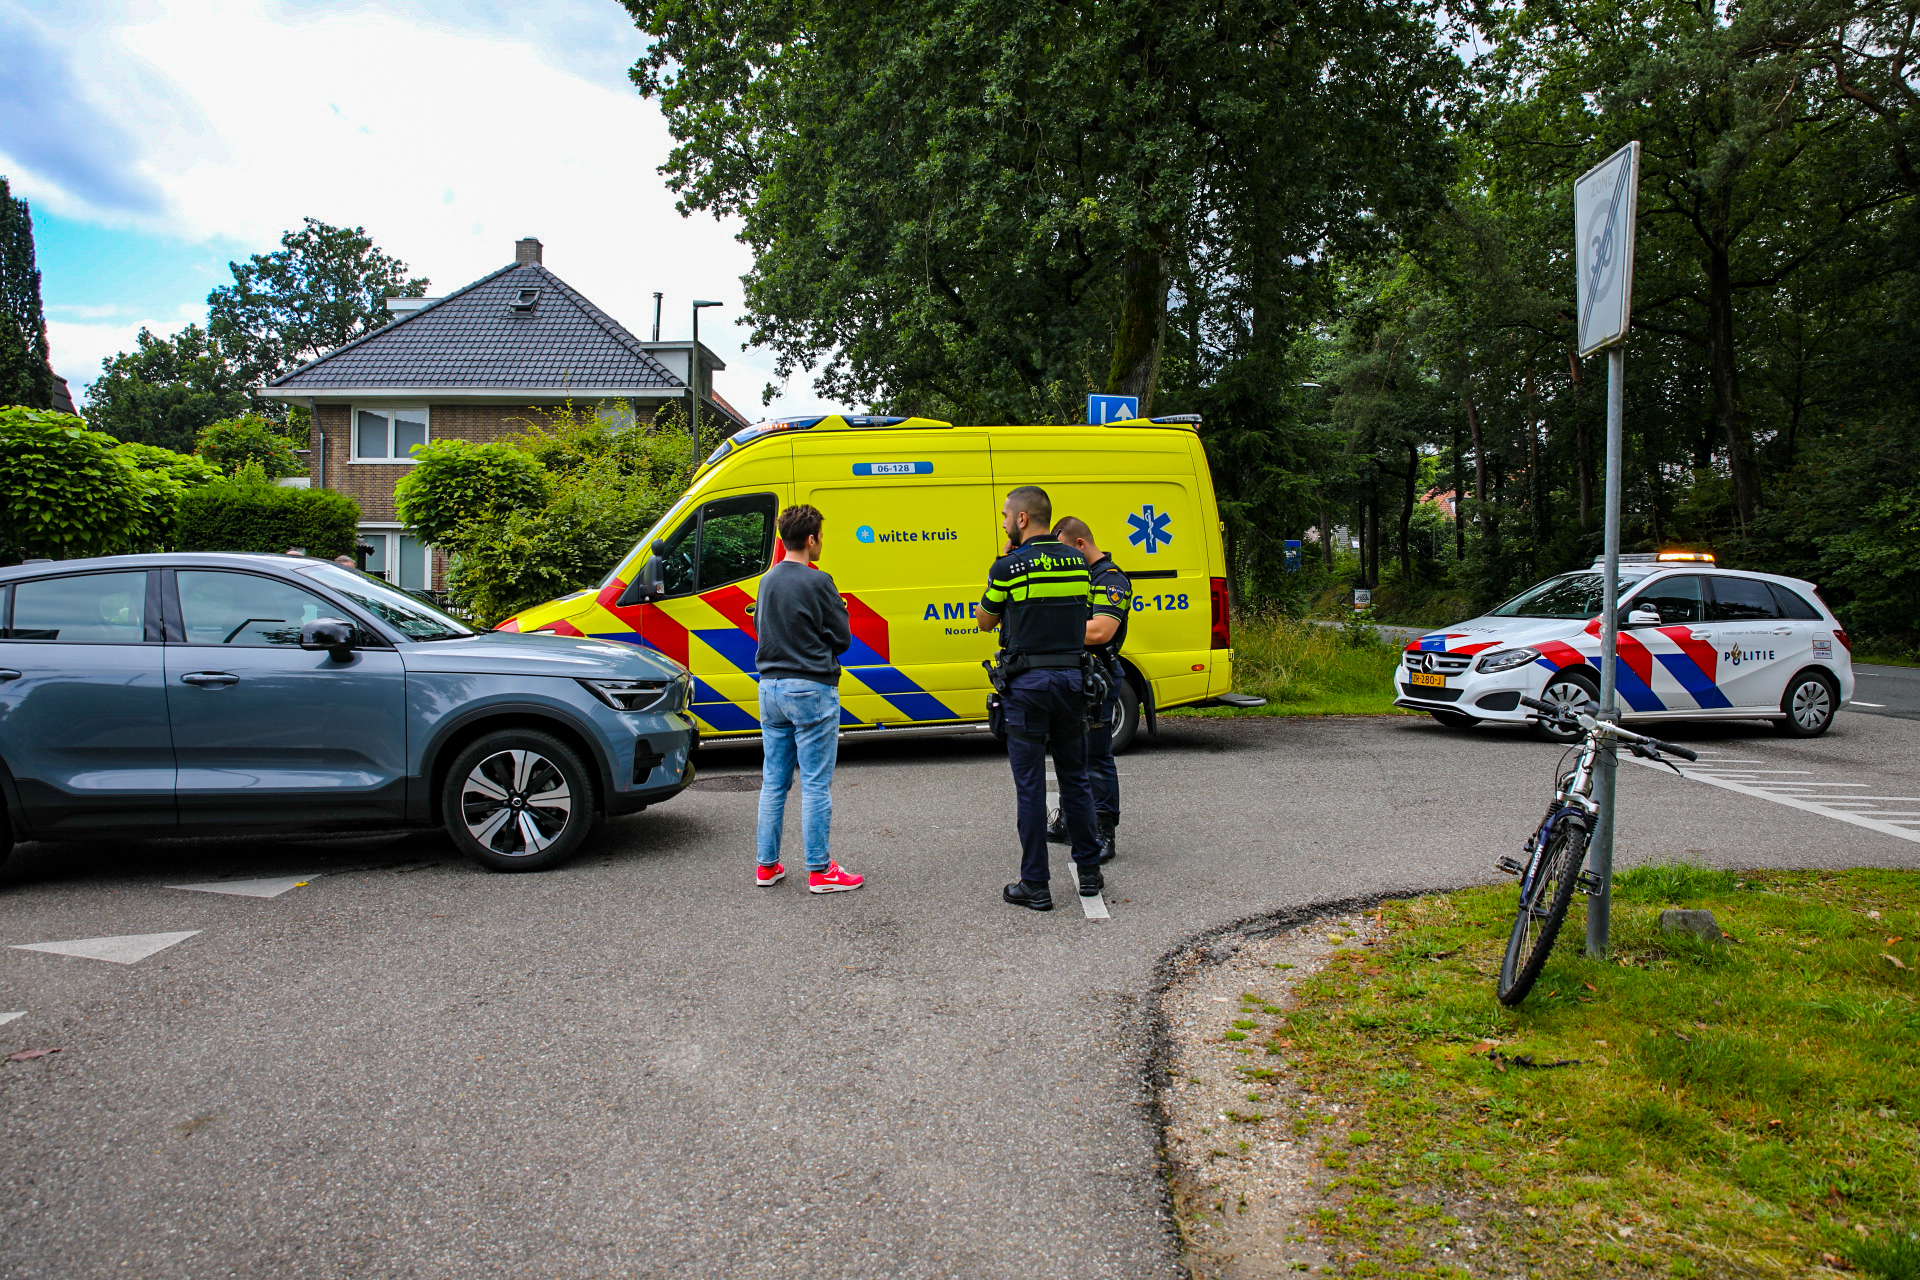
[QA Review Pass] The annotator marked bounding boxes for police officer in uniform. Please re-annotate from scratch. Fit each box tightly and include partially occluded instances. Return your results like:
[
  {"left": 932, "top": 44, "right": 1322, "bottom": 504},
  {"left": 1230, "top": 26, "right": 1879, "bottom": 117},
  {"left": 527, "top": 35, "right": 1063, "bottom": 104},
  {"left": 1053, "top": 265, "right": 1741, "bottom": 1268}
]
[
  {"left": 1046, "top": 515, "right": 1129, "bottom": 863},
  {"left": 978, "top": 486, "right": 1104, "bottom": 911}
]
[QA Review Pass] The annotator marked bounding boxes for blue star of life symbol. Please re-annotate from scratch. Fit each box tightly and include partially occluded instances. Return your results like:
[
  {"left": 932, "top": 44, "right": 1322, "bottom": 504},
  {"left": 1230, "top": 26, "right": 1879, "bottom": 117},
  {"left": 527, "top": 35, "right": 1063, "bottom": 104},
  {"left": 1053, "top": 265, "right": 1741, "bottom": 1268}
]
[{"left": 1126, "top": 504, "right": 1173, "bottom": 555}]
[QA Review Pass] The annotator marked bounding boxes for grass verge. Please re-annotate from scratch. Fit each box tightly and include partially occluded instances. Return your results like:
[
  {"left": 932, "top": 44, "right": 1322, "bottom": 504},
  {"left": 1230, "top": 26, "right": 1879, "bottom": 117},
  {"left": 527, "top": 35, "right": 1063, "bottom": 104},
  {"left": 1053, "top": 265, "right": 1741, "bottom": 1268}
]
[
  {"left": 1174, "top": 613, "right": 1413, "bottom": 718},
  {"left": 1251, "top": 868, "right": 1919, "bottom": 1277}
]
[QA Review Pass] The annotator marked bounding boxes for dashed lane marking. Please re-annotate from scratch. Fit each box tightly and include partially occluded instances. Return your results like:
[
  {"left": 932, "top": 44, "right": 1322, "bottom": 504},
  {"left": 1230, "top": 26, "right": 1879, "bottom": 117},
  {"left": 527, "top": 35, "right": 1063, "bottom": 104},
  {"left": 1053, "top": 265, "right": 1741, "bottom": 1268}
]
[
  {"left": 10, "top": 931, "right": 203, "bottom": 965},
  {"left": 1632, "top": 752, "right": 1920, "bottom": 844},
  {"left": 168, "top": 875, "right": 316, "bottom": 899},
  {"left": 1044, "top": 767, "right": 1112, "bottom": 919},
  {"left": 0, "top": 1012, "right": 23, "bottom": 1026}
]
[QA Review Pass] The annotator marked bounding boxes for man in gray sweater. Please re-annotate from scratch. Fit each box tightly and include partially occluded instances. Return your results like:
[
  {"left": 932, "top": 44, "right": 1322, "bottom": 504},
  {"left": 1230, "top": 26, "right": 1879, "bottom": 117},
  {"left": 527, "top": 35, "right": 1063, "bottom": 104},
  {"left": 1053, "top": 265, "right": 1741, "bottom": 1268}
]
[{"left": 753, "top": 504, "right": 864, "bottom": 892}]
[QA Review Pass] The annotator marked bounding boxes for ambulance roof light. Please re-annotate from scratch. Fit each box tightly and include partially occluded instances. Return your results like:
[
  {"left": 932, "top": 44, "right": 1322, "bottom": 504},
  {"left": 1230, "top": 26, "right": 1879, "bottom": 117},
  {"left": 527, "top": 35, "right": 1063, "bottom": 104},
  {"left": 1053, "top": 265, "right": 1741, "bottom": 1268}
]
[{"left": 1105, "top": 414, "right": 1203, "bottom": 430}]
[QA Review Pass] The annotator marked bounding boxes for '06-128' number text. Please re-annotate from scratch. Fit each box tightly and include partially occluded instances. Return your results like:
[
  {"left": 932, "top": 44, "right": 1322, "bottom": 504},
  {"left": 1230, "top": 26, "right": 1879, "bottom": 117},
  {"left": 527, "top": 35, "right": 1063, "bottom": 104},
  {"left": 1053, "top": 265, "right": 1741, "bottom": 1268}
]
[{"left": 1133, "top": 593, "right": 1189, "bottom": 612}]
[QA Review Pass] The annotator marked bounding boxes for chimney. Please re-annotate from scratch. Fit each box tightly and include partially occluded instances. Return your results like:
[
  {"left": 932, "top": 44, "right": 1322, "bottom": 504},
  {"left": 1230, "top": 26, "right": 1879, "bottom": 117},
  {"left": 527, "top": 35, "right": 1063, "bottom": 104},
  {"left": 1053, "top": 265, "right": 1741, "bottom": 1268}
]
[{"left": 515, "top": 238, "right": 543, "bottom": 265}]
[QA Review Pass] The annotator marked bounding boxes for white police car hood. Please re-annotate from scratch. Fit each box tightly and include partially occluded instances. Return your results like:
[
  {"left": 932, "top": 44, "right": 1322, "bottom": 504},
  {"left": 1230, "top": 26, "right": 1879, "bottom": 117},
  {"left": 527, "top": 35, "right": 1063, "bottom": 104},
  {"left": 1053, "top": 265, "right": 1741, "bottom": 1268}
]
[{"left": 1406, "top": 615, "right": 1596, "bottom": 655}]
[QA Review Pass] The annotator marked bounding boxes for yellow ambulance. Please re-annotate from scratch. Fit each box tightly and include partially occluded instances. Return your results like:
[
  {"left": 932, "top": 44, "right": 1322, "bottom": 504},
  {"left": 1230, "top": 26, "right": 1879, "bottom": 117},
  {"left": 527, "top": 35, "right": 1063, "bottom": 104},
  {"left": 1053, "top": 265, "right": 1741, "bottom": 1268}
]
[{"left": 497, "top": 414, "right": 1239, "bottom": 749}]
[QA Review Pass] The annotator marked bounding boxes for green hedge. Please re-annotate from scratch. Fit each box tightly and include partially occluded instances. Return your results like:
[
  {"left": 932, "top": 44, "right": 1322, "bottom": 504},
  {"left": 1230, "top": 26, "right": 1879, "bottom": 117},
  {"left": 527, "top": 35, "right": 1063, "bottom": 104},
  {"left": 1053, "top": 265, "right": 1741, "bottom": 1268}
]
[{"left": 175, "top": 472, "right": 360, "bottom": 558}]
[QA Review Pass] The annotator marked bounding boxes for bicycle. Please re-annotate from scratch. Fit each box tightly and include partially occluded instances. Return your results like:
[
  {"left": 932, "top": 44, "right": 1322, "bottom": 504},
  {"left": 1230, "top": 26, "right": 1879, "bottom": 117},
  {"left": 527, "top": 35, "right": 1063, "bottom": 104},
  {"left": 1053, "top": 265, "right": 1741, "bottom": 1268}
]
[{"left": 1493, "top": 694, "right": 1699, "bottom": 1006}]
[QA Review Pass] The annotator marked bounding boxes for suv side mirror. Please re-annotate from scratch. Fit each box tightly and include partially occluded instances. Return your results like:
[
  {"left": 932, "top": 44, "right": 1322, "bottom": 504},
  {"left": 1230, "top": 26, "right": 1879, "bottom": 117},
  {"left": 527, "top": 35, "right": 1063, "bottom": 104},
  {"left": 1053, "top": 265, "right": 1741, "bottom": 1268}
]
[
  {"left": 1626, "top": 607, "right": 1662, "bottom": 628},
  {"left": 300, "top": 618, "right": 357, "bottom": 662}
]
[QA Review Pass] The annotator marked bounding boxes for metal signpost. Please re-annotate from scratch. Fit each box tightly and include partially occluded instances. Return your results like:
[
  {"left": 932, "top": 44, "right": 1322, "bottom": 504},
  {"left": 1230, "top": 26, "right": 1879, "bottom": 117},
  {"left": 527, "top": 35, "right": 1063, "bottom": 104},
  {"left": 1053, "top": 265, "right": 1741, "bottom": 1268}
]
[
  {"left": 1087, "top": 394, "right": 1140, "bottom": 425},
  {"left": 1574, "top": 140, "right": 1641, "bottom": 957}
]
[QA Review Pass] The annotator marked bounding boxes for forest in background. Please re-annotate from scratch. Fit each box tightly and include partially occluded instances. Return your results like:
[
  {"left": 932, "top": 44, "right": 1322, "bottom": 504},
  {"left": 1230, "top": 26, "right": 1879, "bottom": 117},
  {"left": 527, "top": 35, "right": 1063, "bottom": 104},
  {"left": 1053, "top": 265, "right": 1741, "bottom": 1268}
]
[{"left": 625, "top": 0, "right": 1920, "bottom": 652}]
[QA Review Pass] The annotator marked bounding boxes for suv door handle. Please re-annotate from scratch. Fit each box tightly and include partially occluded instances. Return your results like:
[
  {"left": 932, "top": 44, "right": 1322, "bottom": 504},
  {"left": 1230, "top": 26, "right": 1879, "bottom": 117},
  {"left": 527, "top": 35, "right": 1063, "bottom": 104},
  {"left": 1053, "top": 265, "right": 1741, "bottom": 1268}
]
[
  {"left": 1772, "top": 627, "right": 1794, "bottom": 636},
  {"left": 0, "top": 669, "right": 20, "bottom": 682},
  {"left": 179, "top": 671, "right": 239, "bottom": 687},
  {"left": 1689, "top": 631, "right": 1712, "bottom": 642}
]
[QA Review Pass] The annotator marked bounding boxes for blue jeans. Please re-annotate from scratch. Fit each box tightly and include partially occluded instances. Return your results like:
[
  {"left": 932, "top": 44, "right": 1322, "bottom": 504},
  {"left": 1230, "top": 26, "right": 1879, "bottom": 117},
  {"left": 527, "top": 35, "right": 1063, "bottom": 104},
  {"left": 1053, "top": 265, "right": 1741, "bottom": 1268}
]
[{"left": 757, "top": 678, "right": 840, "bottom": 871}]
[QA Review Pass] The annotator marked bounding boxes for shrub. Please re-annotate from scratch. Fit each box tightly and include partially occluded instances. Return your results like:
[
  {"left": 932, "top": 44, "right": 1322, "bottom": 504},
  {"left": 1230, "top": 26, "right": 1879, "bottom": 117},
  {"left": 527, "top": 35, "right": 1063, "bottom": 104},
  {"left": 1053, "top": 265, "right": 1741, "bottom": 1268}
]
[
  {"left": 0, "top": 405, "right": 154, "bottom": 559},
  {"left": 114, "top": 440, "right": 223, "bottom": 489},
  {"left": 194, "top": 413, "right": 302, "bottom": 479},
  {"left": 445, "top": 454, "right": 671, "bottom": 625},
  {"left": 174, "top": 466, "right": 360, "bottom": 557},
  {"left": 394, "top": 439, "right": 549, "bottom": 546},
  {"left": 399, "top": 405, "right": 715, "bottom": 626}
]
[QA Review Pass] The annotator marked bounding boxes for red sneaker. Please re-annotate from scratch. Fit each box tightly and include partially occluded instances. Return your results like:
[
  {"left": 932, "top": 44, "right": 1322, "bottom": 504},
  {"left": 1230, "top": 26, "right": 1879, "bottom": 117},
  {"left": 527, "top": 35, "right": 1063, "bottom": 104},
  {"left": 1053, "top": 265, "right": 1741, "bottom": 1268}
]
[
  {"left": 756, "top": 862, "right": 786, "bottom": 887},
  {"left": 808, "top": 862, "right": 864, "bottom": 893}
]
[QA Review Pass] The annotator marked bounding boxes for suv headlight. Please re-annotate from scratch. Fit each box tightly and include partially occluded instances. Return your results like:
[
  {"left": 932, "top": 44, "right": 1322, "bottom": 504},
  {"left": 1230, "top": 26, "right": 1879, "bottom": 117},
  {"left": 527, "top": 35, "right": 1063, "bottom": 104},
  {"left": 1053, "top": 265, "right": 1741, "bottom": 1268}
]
[
  {"left": 1476, "top": 647, "right": 1541, "bottom": 674},
  {"left": 578, "top": 677, "right": 685, "bottom": 713}
]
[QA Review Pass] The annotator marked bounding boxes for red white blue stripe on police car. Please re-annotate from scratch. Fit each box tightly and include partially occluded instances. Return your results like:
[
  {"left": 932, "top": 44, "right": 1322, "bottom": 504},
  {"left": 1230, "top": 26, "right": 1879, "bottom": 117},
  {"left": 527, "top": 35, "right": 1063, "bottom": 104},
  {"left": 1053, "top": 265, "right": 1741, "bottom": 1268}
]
[{"left": 1533, "top": 628, "right": 1733, "bottom": 713}]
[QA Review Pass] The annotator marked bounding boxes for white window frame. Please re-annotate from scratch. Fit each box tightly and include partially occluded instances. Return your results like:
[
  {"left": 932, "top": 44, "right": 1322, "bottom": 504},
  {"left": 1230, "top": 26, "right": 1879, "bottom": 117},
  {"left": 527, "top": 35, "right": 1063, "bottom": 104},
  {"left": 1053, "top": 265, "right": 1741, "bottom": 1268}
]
[
  {"left": 351, "top": 404, "right": 430, "bottom": 463},
  {"left": 356, "top": 524, "right": 435, "bottom": 591}
]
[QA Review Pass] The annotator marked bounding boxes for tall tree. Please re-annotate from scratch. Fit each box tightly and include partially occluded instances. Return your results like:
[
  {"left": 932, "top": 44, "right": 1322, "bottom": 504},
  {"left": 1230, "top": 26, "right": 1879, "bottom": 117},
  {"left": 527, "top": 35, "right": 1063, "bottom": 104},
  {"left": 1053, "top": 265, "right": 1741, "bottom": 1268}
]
[
  {"left": 0, "top": 177, "right": 56, "bottom": 410},
  {"left": 622, "top": 0, "right": 1454, "bottom": 422},
  {"left": 207, "top": 218, "right": 429, "bottom": 385},
  {"left": 84, "top": 326, "right": 252, "bottom": 453}
]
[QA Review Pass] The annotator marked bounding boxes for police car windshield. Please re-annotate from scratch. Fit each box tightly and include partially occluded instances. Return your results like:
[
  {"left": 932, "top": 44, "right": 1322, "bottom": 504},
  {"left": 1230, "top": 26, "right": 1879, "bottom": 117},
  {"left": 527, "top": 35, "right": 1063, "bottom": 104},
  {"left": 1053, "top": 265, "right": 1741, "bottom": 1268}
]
[
  {"left": 1488, "top": 572, "right": 1649, "bottom": 620},
  {"left": 296, "top": 563, "right": 476, "bottom": 641}
]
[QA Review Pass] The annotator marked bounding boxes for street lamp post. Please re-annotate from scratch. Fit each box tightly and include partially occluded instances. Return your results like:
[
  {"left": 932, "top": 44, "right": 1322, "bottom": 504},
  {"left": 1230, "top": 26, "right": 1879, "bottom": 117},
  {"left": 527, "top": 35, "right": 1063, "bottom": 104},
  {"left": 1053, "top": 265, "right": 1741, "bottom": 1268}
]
[{"left": 690, "top": 300, "right": 723, "bottom": 444}]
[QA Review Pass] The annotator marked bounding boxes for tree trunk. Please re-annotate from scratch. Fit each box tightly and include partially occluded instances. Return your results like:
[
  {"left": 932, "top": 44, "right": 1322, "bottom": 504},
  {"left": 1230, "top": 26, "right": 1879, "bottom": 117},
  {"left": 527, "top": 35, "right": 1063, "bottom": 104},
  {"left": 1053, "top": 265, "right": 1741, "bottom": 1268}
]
[
  {"left": 1365, "top": 475, "right": 1380, "bottom": 589},
  {"left": 1568, "top": 347, "right": 1592, "bottom": 528},
  {"left": 1704, "top": 232, "right": 1759, "bottom": 526},
  {"left": 1106, "top": 243, "right": 1168, "bottom": 413},
  {"left": 1452, "top": 417, "right": 1466, "bottom": 562},
  {"left": 1463, "top": 379, "right": 1486, "bottom": 534},
  {"left": 1400, "top": 442, "right": 1416, "bottom": 583},
  {"left": 1323, "top": 495, "right": 1335, "bottom": 571}
]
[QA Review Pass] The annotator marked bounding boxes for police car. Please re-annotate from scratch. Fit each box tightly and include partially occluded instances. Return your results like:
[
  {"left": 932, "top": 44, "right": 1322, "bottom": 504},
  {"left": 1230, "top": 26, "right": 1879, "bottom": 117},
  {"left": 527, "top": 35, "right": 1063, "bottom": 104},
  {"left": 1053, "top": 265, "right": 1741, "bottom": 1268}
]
[{"left": 1394, "top": 553, "right": 1855, "bottom": 741}]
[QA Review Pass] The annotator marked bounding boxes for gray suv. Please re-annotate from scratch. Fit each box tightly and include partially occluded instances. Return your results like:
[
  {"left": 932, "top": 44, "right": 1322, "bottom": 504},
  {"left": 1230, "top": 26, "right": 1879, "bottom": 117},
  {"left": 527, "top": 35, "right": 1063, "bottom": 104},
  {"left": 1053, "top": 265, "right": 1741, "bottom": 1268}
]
[{"left": 0, "top": 554, "right": 695, "bottom": 871}]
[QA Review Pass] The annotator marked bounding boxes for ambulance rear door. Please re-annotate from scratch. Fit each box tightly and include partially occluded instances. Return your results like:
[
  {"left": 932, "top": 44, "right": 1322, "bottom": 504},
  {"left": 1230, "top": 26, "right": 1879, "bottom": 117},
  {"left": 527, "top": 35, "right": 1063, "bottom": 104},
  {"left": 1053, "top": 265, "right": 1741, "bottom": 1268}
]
[
  {"left": 992, "top": 428, "right": 1212, "bottom": 707},
  {"left": 795, "top": 430, "right": 999, "bottom": 726}
]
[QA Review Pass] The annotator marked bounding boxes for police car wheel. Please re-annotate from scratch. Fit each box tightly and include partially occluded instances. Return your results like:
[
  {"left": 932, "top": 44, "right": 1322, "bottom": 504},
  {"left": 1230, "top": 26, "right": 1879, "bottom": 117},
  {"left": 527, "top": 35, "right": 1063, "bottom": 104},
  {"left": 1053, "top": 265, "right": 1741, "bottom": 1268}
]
[
  {"left": 1531, "top": 672, "right": 1598, "bottom": 743},
  {"left": 1772, "top": 670, "right": 1837, "bottom": 738},
  {"left": 1110, "top": 680, "right": 1142, "bottom": 755},
  {"left": 1429, "top": 709, "right": 1480, "bottom": 730}
]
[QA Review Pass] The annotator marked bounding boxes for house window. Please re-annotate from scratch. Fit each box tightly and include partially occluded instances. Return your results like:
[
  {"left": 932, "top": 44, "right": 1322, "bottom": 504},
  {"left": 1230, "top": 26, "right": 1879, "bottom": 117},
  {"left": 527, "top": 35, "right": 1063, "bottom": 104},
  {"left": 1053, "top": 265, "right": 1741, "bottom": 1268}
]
[
  {"left": 359, "top": 528, "right": 432, "bottom": 590},
  {"left": 354, "top": 406, "right": 429, "bottom": 461}
]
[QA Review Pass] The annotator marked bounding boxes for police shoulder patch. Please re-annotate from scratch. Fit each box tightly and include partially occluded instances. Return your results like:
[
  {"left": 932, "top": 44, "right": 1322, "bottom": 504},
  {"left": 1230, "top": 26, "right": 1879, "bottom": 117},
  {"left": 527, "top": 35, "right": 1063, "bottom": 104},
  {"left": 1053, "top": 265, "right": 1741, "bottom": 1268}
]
[{"left": 1106, "top": 586, "right": 1128, "bottom": 606}]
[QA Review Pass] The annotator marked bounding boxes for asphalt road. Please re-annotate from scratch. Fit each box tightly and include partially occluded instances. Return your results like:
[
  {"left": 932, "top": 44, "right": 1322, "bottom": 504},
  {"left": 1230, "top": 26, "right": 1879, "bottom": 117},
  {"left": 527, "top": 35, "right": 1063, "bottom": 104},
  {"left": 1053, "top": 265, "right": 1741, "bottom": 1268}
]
[
  {"left": 2, "top": 707, "right": 1915, "bottom": 1278},
  {"left": 1851, "top": 661, "right": 1920, "bottom": 719}
]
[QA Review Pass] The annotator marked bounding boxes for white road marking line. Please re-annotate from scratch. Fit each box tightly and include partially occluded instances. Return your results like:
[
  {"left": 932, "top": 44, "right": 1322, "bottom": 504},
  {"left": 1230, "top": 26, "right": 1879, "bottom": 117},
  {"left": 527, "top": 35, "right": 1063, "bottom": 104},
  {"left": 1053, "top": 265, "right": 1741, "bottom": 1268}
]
[
  {"left": 1079, "top": 889, "right": 1111, "bottom": 920},
  {"left": 1851, "top": 701, "right": 1887, "bottom": 707},
  {"left": 0, "top": 1011, "right": 23, "bottom": 1026},
  {"left": 167, "top": 875, "right": 316, "bottom": 899},
  {"left": 1633, "top": 759, "right": 1920, "bottom": 844},
  {"left": 9, "top": 931, "right": 202, "bottom": 965}
]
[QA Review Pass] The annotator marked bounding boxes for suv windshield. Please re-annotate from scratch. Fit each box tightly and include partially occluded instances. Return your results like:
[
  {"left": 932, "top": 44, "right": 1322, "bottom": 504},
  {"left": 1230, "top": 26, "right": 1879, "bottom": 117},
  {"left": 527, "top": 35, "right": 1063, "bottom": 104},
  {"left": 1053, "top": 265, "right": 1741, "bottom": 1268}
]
[
  {"left": 1488, "top": 572, "right": 1649, "bottom": 620},
  {"left": 297, "top": 563, "right": 476, "bottom": 641}
]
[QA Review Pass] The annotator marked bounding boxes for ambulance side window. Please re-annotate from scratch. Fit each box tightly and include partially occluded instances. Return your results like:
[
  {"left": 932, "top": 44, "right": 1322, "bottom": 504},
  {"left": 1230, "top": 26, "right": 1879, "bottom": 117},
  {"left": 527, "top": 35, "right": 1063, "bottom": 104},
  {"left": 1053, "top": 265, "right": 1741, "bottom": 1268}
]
[
  {"left": 696, "top": 494, "right": 777, "bottom": 592},
  {"left": 1630, "top": 575, "right": 1705, "bottom": 626},
  {"left": 655, "top": 517, "right": 698, "bottom": 597}
]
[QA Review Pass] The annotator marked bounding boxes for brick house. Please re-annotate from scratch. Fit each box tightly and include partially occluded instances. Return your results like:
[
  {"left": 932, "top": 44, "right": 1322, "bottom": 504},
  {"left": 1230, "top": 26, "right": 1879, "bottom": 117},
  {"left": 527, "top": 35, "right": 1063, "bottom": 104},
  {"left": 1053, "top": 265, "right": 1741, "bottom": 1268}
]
[{"left": 259, "top": 238, "right": 746, "bottom": 589}]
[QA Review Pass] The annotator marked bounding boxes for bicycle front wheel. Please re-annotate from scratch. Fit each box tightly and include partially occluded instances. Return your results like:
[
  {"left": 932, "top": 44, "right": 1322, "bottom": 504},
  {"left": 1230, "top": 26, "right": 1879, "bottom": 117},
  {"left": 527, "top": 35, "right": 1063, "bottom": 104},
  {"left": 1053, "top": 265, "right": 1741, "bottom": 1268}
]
[{"left": 1497, "top": 819, "right": 1588, "bottom": 1006}]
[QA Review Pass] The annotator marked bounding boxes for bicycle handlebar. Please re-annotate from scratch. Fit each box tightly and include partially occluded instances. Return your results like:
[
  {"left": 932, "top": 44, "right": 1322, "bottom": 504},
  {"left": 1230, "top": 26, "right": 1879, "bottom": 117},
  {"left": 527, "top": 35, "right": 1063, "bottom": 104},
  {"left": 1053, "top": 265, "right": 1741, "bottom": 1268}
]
[{"left": 1516, "top": 695, "right": 1698, "bottom": 761}]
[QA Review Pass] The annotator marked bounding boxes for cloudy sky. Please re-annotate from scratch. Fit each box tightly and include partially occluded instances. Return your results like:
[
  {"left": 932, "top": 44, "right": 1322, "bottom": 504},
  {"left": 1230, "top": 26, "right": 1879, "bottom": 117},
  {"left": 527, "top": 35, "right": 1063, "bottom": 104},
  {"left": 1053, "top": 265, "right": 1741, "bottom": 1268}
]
[{"left": 1, "top": 0, "right": 848, "bottom": 419}]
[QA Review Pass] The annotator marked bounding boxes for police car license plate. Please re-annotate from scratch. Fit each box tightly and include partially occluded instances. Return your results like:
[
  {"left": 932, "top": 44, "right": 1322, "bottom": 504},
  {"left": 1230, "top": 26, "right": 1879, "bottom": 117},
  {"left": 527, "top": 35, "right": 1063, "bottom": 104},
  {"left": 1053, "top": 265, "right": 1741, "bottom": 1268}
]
[{"left": 1410, "top": 672, "right": 1446, "bottom": 687}]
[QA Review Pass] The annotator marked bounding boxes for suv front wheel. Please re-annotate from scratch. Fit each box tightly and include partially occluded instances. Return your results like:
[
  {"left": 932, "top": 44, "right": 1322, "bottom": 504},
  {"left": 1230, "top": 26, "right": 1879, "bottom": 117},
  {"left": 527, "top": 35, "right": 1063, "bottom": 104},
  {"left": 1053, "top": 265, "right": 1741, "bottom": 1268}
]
[{"left": 442, "top": 729, "right": 597, "bottom": 871}]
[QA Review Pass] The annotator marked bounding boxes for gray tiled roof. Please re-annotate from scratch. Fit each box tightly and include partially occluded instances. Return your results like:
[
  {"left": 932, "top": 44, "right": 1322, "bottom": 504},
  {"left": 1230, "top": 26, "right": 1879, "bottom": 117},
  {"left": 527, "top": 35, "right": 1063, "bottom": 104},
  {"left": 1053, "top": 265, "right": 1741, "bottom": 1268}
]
[{"left": 268, "top": 263, "right": 684, "bottom": 392}]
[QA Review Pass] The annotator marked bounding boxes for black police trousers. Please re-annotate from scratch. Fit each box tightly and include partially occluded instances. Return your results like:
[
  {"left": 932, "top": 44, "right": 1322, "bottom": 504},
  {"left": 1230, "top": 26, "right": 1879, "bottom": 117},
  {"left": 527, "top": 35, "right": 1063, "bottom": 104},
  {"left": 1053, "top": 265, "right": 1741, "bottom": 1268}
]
[
  {"left": 1084, "top": 691, "right": 1120, "bottom": 827},
  {"left": 1004, "top": 668, "right": 1101, "bottom": 884}
]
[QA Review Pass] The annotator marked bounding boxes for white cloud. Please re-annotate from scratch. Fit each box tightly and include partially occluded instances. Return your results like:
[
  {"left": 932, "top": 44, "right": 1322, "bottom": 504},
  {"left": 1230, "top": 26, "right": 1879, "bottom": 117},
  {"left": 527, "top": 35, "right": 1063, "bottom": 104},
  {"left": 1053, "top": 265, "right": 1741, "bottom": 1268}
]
[{"left": 1, "top": 0, "right": 852, "bottom": 417}]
